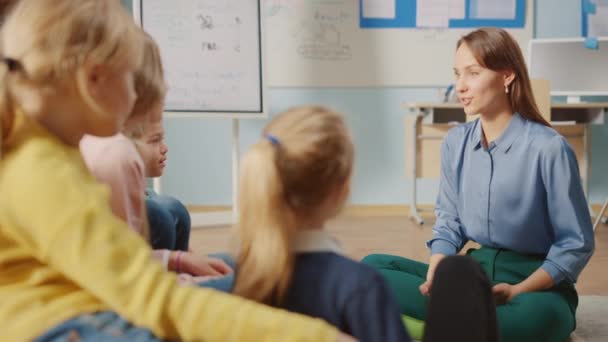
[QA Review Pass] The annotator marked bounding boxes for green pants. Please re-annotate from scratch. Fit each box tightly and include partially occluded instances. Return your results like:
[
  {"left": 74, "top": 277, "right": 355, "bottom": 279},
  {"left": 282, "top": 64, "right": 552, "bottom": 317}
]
[{"left": 362, "top": 247, "right": 578, "bottom": 342}]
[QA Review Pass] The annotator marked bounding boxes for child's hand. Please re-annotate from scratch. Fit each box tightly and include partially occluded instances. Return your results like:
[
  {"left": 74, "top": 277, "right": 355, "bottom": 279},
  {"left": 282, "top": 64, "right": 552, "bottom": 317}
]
[
  {"left": 337, "top": 332, "right": 357, "bottom": 342},
  {"left": 180, "top": 252, "right": 233, "bottom": 277},
  {"left": 177, "top": 273, "right": 223, "bottom": 286}
]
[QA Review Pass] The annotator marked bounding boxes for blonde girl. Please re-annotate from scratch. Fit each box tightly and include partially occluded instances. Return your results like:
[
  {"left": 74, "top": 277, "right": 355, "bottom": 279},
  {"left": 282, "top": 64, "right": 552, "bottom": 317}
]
[{"left": 232, "top": 106, "right": 411, "bottom": 342}]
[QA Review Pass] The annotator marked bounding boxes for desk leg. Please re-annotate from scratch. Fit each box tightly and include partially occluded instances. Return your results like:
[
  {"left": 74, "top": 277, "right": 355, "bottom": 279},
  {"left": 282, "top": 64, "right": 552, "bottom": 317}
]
[
  {"left": 584, "top": 125, "right": 595, "bottom": 217},
  {"left": 410, "top": 113, "right": 424, "bottom": 225},
  {"left": 593, "top": 197, "right": 608, "bottom": 232}
]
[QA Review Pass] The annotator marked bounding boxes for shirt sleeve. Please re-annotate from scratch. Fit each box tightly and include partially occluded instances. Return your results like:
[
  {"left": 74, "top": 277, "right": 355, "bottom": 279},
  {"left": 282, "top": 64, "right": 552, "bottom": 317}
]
[
  {"left": 86, "top": 142, "right": 146, "bottom": 236},
  {"left": 342, "top": 273, "right": 412, "bottom": 342},
  {"left": 2, "top": 147, "right": 338, "bottom": 342},
  {"left": 540, "top": 135, "right": 595, "bottom": 284},
  {"left": 427, "top": 135, "right": 468, "bottom": 255}
]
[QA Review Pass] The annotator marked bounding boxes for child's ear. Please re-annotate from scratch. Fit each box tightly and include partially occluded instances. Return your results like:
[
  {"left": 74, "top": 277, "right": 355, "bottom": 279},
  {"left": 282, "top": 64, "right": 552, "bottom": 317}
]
[{"left": 75, "top": 63, "right": 106, "bottom": 116}]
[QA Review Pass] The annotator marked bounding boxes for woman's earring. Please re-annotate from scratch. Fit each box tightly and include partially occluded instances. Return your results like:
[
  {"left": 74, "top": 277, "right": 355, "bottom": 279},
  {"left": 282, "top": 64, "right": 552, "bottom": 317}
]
[{"left": 505, "top": 84, "right": 509, "bottom": 94}]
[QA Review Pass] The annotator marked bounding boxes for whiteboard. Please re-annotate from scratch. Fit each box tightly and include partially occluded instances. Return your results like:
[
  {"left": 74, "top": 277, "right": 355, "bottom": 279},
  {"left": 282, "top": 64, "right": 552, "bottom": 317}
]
[
  {"left": 529, "top": 38, "right": 608, "bottom": 96},
  {"left": 265, "top": 0, "right": 534, "bottom": 87},
  {"left": 134, "top": 0, "right": 265, "bottom": 115}
]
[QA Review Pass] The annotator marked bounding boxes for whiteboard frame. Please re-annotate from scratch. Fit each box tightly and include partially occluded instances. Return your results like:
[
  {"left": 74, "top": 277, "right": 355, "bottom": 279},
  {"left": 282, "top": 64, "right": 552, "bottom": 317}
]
[
  {"left": 528, "top": 37, "right": 608, "bottom": 97},
  {"left": 132, "top": 0, "right": 268, "bottom": 119}
]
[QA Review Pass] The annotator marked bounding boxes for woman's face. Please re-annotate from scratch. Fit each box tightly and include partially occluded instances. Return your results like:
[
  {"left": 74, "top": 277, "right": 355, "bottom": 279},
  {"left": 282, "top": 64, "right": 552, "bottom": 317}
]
[{"left": 453, "top": 43, "right": 512, "bottom": 116}]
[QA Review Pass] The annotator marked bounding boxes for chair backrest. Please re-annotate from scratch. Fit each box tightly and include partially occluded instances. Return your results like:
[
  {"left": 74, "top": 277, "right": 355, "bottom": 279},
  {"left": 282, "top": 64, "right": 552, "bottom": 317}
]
[{"left": 531, "top": 79, "right": 551, "bottom": 122}]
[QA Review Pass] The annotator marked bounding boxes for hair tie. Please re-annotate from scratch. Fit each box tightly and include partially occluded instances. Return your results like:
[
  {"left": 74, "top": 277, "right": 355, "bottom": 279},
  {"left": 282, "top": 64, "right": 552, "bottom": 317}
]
[{"left": 265, "top": 134, "right": 280, "bottom": 147}]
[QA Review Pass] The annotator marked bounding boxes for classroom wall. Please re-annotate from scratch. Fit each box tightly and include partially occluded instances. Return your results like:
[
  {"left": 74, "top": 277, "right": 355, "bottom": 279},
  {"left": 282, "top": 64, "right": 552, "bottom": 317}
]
[{"left": 123, "top": 0, "right": 608, "bottom": 206}]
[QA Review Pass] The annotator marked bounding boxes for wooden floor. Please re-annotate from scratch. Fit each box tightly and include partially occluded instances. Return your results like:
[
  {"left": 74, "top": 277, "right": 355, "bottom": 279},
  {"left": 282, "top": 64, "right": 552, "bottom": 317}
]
[{"left": 190, "top": 215, "right": 608, "bottom": 295}]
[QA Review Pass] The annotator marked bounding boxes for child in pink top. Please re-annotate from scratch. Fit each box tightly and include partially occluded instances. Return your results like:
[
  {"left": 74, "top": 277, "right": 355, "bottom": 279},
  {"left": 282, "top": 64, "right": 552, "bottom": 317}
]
[{"left": 80, "top": 32, "right": 232, "bottom": 281}]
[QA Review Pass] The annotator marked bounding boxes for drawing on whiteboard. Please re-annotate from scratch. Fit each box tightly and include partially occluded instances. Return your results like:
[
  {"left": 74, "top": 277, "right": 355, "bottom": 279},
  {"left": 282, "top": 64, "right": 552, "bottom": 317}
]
[
  {"left": 197, "top": 14, "right": 214, "bottom": 30},
  {"left": 295, "top": 9, "right": 352, "bottom": 61},
  {"left": 267, "top": 2, "right": 284, "bottom": 17},
  {"left": 266, "top": 0, "right": 306, "bottom": 17},
  {"left": 192, "top": 11, "right": 243, "bottom": 54},
  {"left": 201, "top": 41, "right": 218, "bottom": 51}
]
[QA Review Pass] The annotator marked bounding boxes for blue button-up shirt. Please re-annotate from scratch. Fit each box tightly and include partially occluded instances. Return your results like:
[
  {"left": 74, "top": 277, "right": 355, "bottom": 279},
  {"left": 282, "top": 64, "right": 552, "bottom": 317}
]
[{"left": 428, "top": 113, "right": 595, "bottom": 284}]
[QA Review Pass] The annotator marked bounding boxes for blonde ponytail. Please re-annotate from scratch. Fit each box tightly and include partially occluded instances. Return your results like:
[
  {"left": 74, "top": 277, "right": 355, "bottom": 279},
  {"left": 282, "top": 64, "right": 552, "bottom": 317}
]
[
  {"left": 233, "top": 140, "right": 297, "bottom": 305},
  {"left": 234, "top": 106, "right": 354, "bottom": 306}
]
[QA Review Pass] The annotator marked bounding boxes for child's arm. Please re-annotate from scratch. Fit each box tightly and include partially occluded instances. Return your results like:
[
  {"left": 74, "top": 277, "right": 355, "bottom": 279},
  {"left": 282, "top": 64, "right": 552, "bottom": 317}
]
[
  {"left": 103, "top": 147, "right": 146, "bottom": 234},
  {"left": 2, "top": 149, "right": 339, "bottom": 341},
  {"left": 152, "top": 249, "right": 233, "bottom": 277}
]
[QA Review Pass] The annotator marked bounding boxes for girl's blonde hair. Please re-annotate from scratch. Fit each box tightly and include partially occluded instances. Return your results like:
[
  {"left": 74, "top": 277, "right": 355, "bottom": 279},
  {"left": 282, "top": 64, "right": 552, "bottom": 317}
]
[
  {"left": 0, "top": 0, "right": 144, "bottom": 156},
  {"left": 234, "top": 106, "right": 354, "bottom": 305}
]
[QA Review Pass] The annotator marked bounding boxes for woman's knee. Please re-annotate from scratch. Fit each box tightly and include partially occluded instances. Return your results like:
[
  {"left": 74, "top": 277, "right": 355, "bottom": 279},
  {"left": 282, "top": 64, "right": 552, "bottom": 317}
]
[
  {"left": 498, "top": 293, "right": 575, "bottom": 342},
  {"left": 361, "top": 253, "right": 398, "bottom": 268}
]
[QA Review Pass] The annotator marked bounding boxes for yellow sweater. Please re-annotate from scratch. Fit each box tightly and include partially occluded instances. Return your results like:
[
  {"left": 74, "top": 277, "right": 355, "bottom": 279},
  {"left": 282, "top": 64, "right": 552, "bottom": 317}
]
[{"left": 0, "top": 112, "right": 337, "bottom": 341}]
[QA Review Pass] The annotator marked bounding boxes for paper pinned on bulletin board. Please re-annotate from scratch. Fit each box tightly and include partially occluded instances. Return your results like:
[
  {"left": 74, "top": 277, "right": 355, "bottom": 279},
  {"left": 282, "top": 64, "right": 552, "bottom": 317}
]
[
  {"left": 362, "top": 0, "right": 396, "bottom": 19},
  {"left": 360, "top": 0, "right": 525, "bottom": 29},
  {"left": 470, "top": 0, "right": 517, "bottom": 20},
  {"left": 416, "top": 0, "right": 450, "bottom": 28},
  {"left": 583, "top": 0, "right": 608, "bottom": 37}
]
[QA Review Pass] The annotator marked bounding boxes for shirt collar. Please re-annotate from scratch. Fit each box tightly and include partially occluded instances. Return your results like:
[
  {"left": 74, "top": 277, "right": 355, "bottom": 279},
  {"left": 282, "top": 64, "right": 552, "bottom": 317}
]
[
  {"left": 293, "top": 230, "right": 343, "bottom": 254},
  {"left": 472, "top": 118, "right": 483, "bottom": 150},
  {"left": 472, "top": 112, "right": 525, "bottom": 154}
]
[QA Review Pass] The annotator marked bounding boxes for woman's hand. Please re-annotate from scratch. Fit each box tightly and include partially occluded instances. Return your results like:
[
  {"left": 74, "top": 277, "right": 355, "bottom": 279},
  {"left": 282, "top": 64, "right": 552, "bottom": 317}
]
[
  {"left": 492, "top": 283, "right": 522, "bottom": 305},
  {"left": 492, "top": 268, "right": 554, "bottom": 305},
  {"left": 419, "top": 254, "right": 446, "bottom": 296}
]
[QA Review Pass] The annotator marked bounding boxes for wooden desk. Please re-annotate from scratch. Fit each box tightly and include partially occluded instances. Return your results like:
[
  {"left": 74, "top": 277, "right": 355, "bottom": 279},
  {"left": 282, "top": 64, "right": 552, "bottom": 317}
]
[{"left": 404, "top": 102, "right": 608, "bottom": 225}]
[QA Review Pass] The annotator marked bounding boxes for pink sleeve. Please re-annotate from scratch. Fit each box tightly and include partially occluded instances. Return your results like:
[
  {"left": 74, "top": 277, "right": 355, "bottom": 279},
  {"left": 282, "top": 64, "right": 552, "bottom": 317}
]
[
  {"left": 80, "top": 136, "right": 146, "bottom": 236},
  {"left": 152, "top": 249, "right": 171, "bottom": 270}
]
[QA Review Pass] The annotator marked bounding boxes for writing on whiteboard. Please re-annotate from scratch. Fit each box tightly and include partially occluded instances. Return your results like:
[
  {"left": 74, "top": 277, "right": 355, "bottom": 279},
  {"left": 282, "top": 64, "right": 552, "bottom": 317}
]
[
  {"left": 294, "top": 7, "right": 352, "bottom": 61},
  {"left": 142, "top": 0, "right": 262, "bottom": 112}
]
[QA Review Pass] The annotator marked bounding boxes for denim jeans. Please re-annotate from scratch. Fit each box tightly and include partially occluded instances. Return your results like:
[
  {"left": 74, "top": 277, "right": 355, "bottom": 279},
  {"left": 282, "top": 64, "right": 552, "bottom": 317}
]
[
  {"left": 146, "top": 192, "right": 190, "bottom": 251},
  {"left": 36, "top": 311, "right": 163, "bottom": 342}
]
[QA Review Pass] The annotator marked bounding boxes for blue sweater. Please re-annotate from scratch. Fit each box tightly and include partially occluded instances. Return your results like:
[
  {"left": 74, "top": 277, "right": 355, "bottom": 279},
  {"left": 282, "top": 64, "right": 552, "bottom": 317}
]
[
  {"left": 201, "top": 244, "right": 411, "bottom": 341},
  {"left": 281, "top": 252, "right": 410, "bottom": 342}
]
